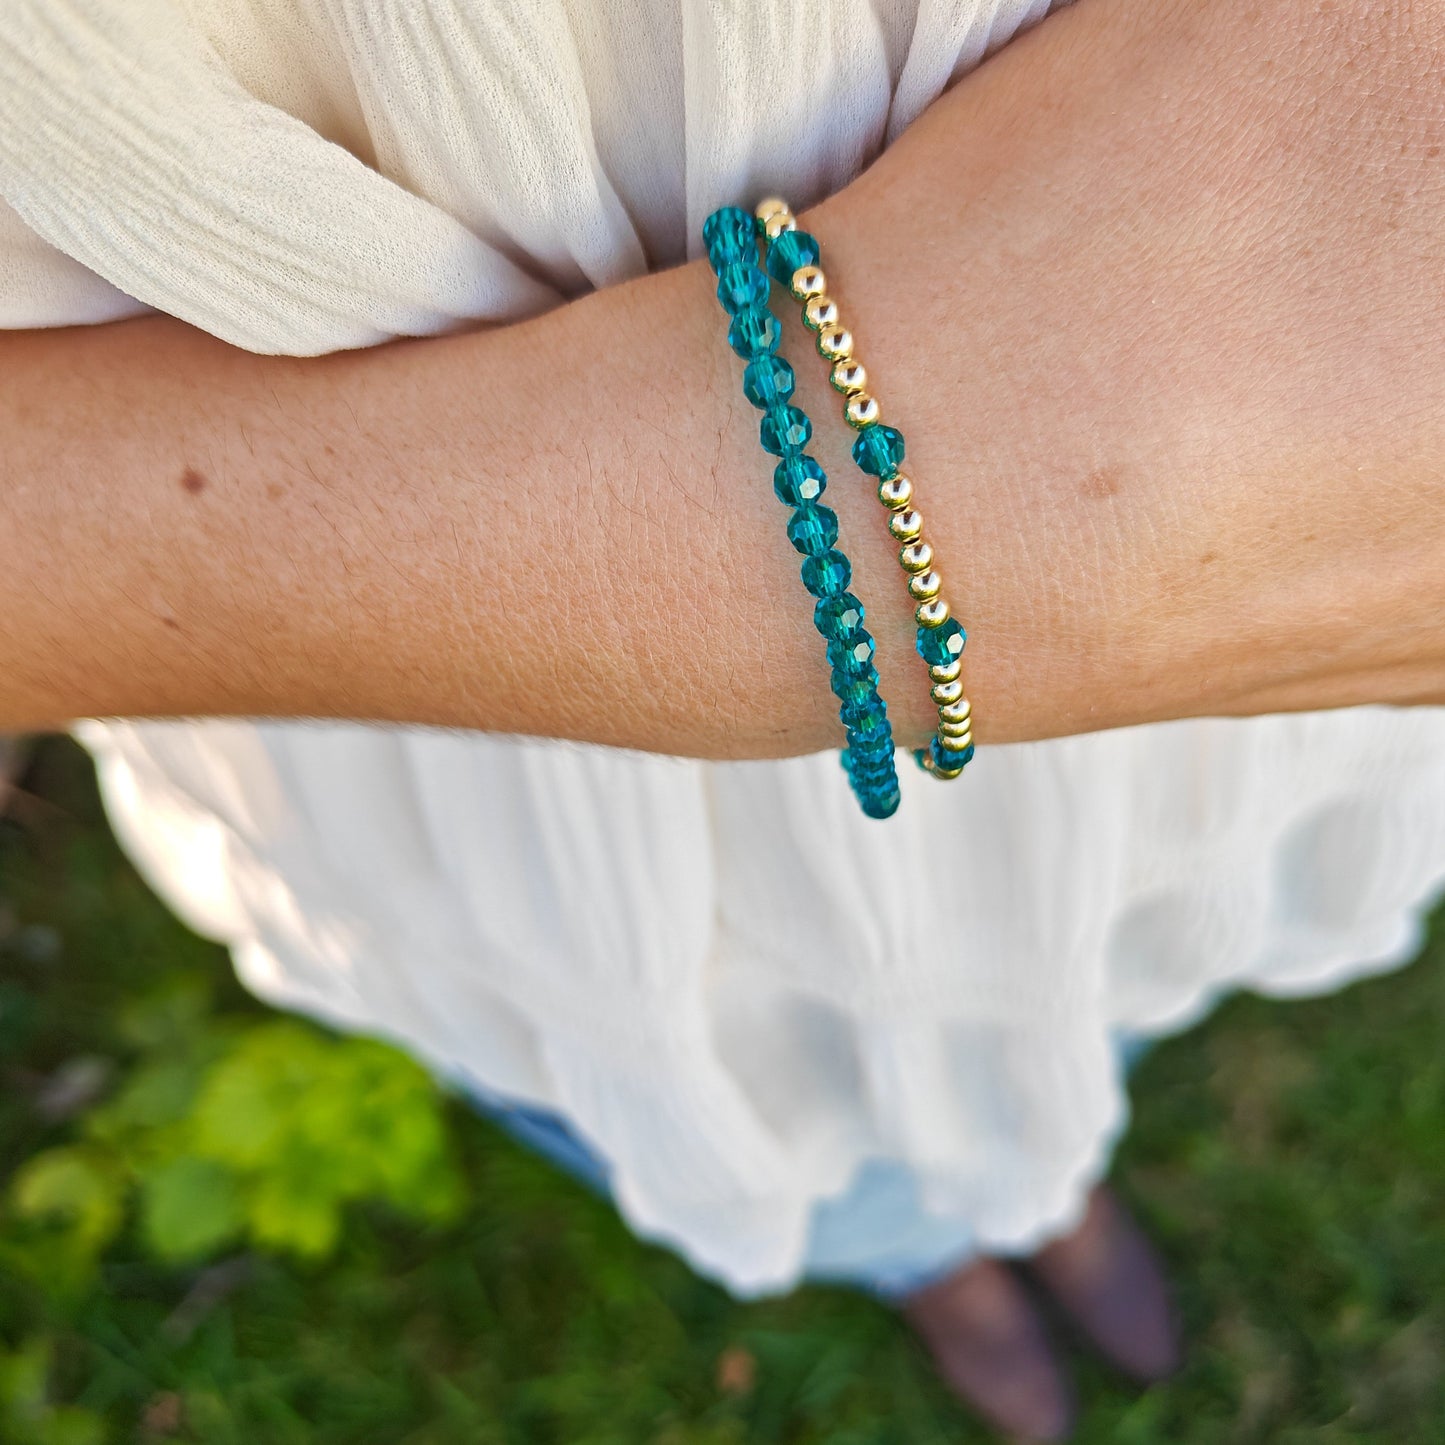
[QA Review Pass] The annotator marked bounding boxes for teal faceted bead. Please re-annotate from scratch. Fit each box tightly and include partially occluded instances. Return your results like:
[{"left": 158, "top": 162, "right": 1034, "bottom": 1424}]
[
  {"left": 774, "top": 455, "right": 826, "bottom": 506},
  {"left": 844, "top": 757, "right": 894, "bottom": 786},
  {"left": 845, "top": 739, "right": 896, "bottom": 765},
  {"left": 759, "top": 405, "right": 812, "bottom": 456},
  {"left": 831, "top": 661, "right": 879, "bottom": 702},
  {"left": 766, "top": 228, "right": 821, "bottom": 284},
  {"left": 786, "top": 503, "right": 839, "bottom": 556},
  {"left": 813, "top": 592, "right": 864, "bottom": 641},
  {"left": 853, "top": 777, "right": 899, "bottom": 807},
  {"left": 915, "top": 617, "right": 967, "bottom": 668},
  {"left": 844, "top": 757, "right": 888, "bottom": 778},
  {"left": 848, "top": 738, "right": 894, "bottom": 763},
  {"left": 728, "top": 305, "right": 781, "bottom": 358},
  {"left": 852, "top": 762, "right": 897, "bottom": 788},
  {"left": 847, "top": 727, "right": 893, "bottom": 751},
  {"left": 801, "top": 549, "right": 851, "bottom": 598},
  {"left": 703, "top": 207, "right": 756, "bottom": 271},
  {"left": 844, "top": 713, "right": 891, "bottom": 748},
  {"left": 860, "top": 786, "right": 901, "bottom": 820},
  {"left": 849, "top": 716, "right": 893, "bottom": 745},
  {"left": 716, "top": 262, "right": 769, "bottom": 314},
  {"left": 851, "top": 423, "right": 906, "bottom": 476},
  {"left": 742, "top": 354, "right": 796, "bottom": 409},
  {"left": 853, "top": 780, "right": 899, "bottom": 807},
  {"left": 929, "top": 736, "right": 975, "bottom": 773},
  {"left": 828, "top": 632, "right": 876, "bottom": 675},
  {"left": 845, "top": 743, "right": 897, "bottom": 773}
]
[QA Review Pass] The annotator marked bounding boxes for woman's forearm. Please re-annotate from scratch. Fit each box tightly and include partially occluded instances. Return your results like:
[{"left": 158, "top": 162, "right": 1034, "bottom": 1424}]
[
  {"left": 3, "top": 0, "right": 1443, "bottom": 756},
  {"left": 1, "top": 267, "right": 915, "bottom": 756}
]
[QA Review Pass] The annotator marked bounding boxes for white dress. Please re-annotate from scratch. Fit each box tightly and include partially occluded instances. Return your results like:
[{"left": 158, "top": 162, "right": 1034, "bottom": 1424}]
[{"left": 3, "top": 0, "right": 1444, "bottom": 1296}]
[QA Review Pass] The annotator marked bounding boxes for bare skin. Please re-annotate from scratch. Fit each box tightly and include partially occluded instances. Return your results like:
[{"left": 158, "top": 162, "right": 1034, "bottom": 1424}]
[
  {"left": 2, "top": 0, "right": 1443, "bottom": 754},
  {"left": 2, "top": 0, "right": 1443, "bottom": 1436}
]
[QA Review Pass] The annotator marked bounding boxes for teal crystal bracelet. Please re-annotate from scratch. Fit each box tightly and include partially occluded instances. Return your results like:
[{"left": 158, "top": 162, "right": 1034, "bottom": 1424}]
[
  {"left": 703, "top": 204, "right": 901, "bottom": 819},
  {"left": 756, "top": 197, "right": 975, "bottom": 780}
]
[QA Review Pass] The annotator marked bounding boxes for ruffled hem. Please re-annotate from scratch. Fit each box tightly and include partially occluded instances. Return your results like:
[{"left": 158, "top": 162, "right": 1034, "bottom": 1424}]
[{"left": 74, "top": 707, "right": 1445, "bottom": 1295}]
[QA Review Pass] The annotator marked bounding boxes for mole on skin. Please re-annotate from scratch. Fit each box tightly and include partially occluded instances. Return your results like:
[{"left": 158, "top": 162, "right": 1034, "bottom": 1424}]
[
  {"left": 1080, "top": 466, "right": 1122, "bottom": 500},
  {"left": 180, "top": 467, "right": 206, "bottom": 494}
]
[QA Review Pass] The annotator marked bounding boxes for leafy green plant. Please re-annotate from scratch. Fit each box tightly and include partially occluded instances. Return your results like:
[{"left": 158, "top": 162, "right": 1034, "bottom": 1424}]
[
  {"left": 6, "top": 1148, "right": 125, "bottom": 1295},
  {"left": 7, "top": 1012, "right": 466, "bottom": 1282}
]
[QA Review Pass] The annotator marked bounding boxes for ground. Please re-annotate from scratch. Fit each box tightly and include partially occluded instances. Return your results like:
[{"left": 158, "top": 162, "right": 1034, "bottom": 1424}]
[{"left": 0, "top": 738, "right": 1441, "bottom": 1444}]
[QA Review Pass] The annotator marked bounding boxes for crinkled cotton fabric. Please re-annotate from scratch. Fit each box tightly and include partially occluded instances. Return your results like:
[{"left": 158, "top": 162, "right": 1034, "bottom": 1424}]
[{"left": 4, "top": 0, "right": 1444, "bottom": 1296}]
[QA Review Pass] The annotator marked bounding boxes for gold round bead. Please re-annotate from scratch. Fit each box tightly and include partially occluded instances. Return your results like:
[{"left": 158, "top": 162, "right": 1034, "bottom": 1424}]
[
  {"left": 929, "top": 756, "right": 965, "bottom": 780},
  {"left": 816, "top": 326, "right": 854, "bottom": 362},
  {"left": 899, "top": 541, "right": 934, "bottom": 574},
  {"left": 888, "top": 508, "right": 924, "bottom": 543},
  {"left": 830, "top": 359, "right": 868, "bottom": 395},
  {"left": 804, "top": 296, "right": 840, "bottom": 332},
  {"left": 908, "top": 569, "right": 943, "bottom": 602},
  {"left": 940, "top": 729, "right": 974, "bottom": 754},
  {"left": 936, "top": 696, "right": 971, "bottom": 728},
  {"left": 877, "top": 473, "right": 914, "bottom": 511},
  {"left": 791, "top": 266, "right": 827, "bottom": 301},
  {"left": 755, "top": 196, "right": 791, "bottom": 226},
  {"left": 931, "top": 678, "right": 965, "bottom": 707},
  {"left": 939, "top": 717, "right": 972, "bottom": 738},
  {"left": 916, "top": 597, "right": 951, "bottom": 628},
  {"left": 845, "top": 393, "right": 881, "bottom": 429},
  {"left": 764, "top": 210, "right": 797, "bottom": 240},
  {"left": 929, "top": 658, "right": 962, "bottom": 685}
]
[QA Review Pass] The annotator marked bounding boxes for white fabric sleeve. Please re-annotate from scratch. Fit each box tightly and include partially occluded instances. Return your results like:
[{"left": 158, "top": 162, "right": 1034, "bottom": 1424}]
[
  {"left": 0, "top": 196, "right": 151, "bottom": 329},
  {"left": 0, "top": 0, "right": 557, "bottom": 353}
]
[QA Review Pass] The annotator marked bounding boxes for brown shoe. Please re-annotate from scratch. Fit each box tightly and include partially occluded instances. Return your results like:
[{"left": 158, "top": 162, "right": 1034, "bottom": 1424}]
[
  {"left": 900, "top": 1256, "right": 1075, "bottom": 1441},
  {"left": 1028, "top": 1185, "right": 1182, "bottom": 1384}
]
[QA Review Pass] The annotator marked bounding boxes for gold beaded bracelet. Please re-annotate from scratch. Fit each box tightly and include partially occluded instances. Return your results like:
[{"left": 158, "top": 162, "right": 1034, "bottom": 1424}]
[{"left": 755, "top": 196, "right": 975, "bottom": 780}]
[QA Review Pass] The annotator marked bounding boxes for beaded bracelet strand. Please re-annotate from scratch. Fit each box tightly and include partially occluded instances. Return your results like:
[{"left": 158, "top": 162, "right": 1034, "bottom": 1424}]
[
  {"left": 703, "top": 205, "right": 902, "bottom": 819},
  {"left": 756, "top": 197, "right": 975, "bottom": 781}
]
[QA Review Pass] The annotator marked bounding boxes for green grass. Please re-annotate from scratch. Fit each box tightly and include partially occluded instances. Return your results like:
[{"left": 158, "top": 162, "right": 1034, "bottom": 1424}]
[{"left": 0, "top": 737, "right": 1442, "bottom": 1444}]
